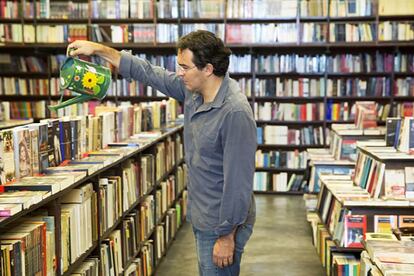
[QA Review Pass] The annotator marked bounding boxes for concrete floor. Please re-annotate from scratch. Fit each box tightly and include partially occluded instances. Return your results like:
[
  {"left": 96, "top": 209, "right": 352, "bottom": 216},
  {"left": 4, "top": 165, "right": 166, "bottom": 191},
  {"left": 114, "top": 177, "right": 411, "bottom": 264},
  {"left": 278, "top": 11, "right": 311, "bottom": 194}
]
[{"left": 156, "top": 195, "right": 325, "bottom": 276}]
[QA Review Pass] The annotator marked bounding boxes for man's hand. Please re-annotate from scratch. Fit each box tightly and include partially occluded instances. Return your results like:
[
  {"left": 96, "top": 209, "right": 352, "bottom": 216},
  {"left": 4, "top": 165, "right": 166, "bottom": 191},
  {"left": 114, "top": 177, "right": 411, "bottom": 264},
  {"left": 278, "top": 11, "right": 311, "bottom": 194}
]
[
  {"left": 67, "top": 40, "right": 121, "bottom": 69},
  {"left": 213, "top": 230, "right": 236, "bottom": 268},
  {"left": 67, "top": 40, "right": 101, "bottom": 57}
]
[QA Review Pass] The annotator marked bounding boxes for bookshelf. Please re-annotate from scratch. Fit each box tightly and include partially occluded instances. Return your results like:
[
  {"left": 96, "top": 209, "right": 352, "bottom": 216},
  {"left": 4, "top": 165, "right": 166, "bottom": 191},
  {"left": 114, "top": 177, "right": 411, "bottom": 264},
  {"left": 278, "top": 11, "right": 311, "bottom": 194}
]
[
  {"left": 1, "top": 0, "right": 414, "bottom": 194},
  {"left": 0, "top": 121, "right": 187, "bottom": 276}
]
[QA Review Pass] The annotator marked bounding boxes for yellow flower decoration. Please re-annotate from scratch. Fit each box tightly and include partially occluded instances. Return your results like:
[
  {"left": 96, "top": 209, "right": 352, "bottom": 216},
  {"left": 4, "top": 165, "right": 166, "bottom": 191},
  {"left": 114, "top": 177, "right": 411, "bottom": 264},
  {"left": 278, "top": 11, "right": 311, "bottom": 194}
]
[{"left": 82, "top": 71, "right": 98, "bottom": 89}]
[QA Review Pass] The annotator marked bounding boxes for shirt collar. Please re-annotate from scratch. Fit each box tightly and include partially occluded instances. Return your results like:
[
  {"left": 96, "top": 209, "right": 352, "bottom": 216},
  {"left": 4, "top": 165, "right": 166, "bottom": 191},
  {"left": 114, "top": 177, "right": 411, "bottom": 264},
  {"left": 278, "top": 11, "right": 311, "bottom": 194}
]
[
  {"left": 211, "top": 72, "right": 229, "bottom": 108},
  {"left": 191, "top": 72, "right": 229, "bottom": 109}
]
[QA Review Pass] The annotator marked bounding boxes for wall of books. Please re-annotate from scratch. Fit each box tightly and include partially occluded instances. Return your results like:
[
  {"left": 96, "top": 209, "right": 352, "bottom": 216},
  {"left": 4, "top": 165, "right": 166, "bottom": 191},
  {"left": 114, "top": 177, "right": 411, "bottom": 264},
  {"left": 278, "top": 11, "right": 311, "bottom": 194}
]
[
  {"left": 0, "top": 104, "right": 188, "bottom": 275},
  {"left": 304, "top": 106, "right": 414, "bottom": 275},
  {"left": 1, "top": 0, "right": 414, "bottom": 195}
]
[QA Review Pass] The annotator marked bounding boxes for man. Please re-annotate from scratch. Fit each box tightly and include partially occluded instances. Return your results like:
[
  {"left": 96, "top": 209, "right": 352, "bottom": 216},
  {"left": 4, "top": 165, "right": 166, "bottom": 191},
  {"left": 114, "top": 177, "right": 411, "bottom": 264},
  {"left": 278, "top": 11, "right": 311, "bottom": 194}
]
[{"left": 68, "top": 30, "right": 256, "bottom": 275}]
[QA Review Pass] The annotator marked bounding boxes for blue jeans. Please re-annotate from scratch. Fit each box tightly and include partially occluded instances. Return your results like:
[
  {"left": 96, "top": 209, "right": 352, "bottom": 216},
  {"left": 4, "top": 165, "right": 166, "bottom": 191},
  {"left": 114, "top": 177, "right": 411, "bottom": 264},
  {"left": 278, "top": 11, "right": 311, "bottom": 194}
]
[{"left": 192, "top": 223, "right": 254, "bottom": 276}]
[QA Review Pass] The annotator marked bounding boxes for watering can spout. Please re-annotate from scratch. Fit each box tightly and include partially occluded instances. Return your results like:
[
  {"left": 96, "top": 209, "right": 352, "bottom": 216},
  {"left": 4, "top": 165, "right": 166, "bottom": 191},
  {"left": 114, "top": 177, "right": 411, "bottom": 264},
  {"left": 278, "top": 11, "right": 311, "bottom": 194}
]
[{"left": 48, "top": 94, "right": 95, "bottom": 112}]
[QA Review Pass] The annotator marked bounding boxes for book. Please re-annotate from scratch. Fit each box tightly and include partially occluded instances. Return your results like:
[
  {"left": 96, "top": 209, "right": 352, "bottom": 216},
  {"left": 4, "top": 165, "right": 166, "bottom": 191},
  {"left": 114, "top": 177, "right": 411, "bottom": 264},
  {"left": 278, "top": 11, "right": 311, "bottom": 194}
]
[
  {"left": 344, "top": 214, "right": 366, "bottom": 248},
  {"left": 384, "top": 169, "right": 406, "bottom": 199},
  {"left": 386, "top": 118, "right": 402, "bottom": 147},
  {"left": 0, "top": 129, "right": 15, "bottom": 184},
  {"left": 44, "top": 162, "right": 101, "bottom": 176},
  {"left": 365, "top": 232, "right": 398, "bottom": 241},
  {"left": 399, "top": 216, "right": 414, "bottom": 228},
  {"left": 13, "top": 127, "right": 32, "bottom": 178},
  {"left": 374, "top": 215, "right": 398, "bottom": 234},
  {"left": 405, "top": 167, "right": 414, "bottom": 199}
]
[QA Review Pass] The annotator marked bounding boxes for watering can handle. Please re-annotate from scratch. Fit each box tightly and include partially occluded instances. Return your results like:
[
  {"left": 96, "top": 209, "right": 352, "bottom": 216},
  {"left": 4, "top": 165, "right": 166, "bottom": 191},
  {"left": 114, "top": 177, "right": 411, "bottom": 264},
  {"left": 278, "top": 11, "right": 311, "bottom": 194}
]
[{"left": 66, "top": 47, "right": 77, "bottom": 57}]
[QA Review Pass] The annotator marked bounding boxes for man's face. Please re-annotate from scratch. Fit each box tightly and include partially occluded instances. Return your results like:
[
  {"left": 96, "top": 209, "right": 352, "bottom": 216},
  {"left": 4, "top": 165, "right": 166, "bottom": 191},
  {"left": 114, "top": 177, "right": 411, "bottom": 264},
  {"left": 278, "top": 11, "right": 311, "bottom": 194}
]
[{"left": 176, "top": 49, "right": 207, "bottom": 92}]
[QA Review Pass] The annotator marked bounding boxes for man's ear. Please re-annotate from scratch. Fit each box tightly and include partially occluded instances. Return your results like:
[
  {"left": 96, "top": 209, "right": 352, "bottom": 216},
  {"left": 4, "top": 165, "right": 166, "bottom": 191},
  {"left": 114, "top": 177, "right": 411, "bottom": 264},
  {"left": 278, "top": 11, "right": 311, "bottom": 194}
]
[{"left": 204, "top": 63, "right": 214, "bottom": 76}]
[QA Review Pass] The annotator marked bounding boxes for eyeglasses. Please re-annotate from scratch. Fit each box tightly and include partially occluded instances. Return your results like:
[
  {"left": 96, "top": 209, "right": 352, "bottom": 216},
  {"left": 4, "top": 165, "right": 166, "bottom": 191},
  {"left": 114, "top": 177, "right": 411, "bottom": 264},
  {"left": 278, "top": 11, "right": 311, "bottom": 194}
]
[{"left": 176, "top": 63, "right": 197, "bottom": 73}]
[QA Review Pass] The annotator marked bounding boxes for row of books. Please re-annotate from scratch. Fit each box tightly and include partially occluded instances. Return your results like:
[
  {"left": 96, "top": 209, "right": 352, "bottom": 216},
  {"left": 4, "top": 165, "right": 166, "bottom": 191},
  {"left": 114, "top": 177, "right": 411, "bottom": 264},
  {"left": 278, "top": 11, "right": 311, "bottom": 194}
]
[
  {"left": 3, "top": 22, "right": 413, "bottom": 44},
  {"left": 361, "top": 239, "right": 414, "bottom": 275},
  {"left": 24, "top": 0, "right": 89, "bottom": 19},
  {"left": 257, "top": 125, "right": 326, "bottom": 145},
  {"left": 181, "top": 23, "right": 225, "bottom": 40},
  {"left": 92, "top": 0, "right": 153, "bottom": 19},
  {"left": 228, "top": 0, "right": 394, "bottom": 18},
  {"left": 0, "top": 55, "right": 47, "bottom": 73},
  {"left": 180, "top": 0, "right": 224, "bottom": 19},
  {"left": 312, "top": 217, "right": 363, "bottom": 276},
  {"left": 0, "top": 213, "right": 56, "bottom": 275},
  {"left": 330, "top": 23, "right": 375, "bottom": 42},
  {"left": 0, "top": 185, "right": 188, "bottom": 276},
  {"left": 0, "top": 78, "right": 49, "bottom": 96},
  {"left": 3, "top": 0, "right": 414, "bottom": 20},
  {"left": 255, "top": 149, "right": 308, "bottom": 169},
  {"left": 0, "top": 24, "right": 87, "bottom": 44},
  {"left": 229, "top": 55, "right": 252, "bottom": 73},
  {"left": 254, "top": 102, "right": 325, "bottom": 121},
  {"left": 354, "top": 147, "right": 414, "bottom": 199},
  {"left": 0, "top": 104, "right": 181, "bottom": 182},
  {"left": 3, "top": 52, "right": 412, "bottom": 75},
  {"left": 155, "top": 193, "right": 187, "bottom": 261},
  {"left": 255, "top": 53, "right": 413, "bottom": 73},
  {"left": 254, "top": 172, "right": 305, "bottom": 192},
  {"left": 254, "top": 78, "right": 325, "bottom": 97},
  {"left": 379, "top": 21, "right": 414, "bottom": 41},
  {"left": 326, "top": 77, "right": 391, "bottom": 97},
  {"left": 227, "top": 0, "right": 297, "bottom": 18}
]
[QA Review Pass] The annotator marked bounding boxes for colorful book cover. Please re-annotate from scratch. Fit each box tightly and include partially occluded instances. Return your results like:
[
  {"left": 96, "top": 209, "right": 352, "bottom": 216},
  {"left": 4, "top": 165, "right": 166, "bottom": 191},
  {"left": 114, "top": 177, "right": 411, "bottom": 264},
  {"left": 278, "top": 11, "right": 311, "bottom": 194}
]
[
  {"left": 0, "top": 130, "right": 15, "bottom": 184},
  {"left": 13, "top": 127, "right": 32, "bottom": 178},
  {"left": 38, "top": 123, "right": 49, "bottom": 173},
  {"left": 399, "top": 215, "right": 414, "bottom": 228},
  {"left": 374, "top": 215, "right": 398, "bottom": 233},
  {"left": 344, "top": 214, "right": 367, "bottom": 248}
]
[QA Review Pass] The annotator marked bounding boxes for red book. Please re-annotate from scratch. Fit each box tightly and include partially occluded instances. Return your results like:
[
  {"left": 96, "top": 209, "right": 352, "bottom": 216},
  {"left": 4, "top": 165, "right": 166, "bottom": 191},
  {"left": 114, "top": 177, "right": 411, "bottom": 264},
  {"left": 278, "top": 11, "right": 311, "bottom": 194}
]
[{"left": 344, "top": 214, "right": 367, "bottom": 248}]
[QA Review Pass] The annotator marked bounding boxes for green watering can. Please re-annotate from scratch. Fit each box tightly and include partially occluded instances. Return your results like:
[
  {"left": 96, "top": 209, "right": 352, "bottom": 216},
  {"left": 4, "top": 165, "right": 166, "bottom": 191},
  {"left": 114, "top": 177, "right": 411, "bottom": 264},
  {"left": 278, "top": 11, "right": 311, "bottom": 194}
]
[{"left": 48, "top": 53, "right": 111, "bottom": 111}]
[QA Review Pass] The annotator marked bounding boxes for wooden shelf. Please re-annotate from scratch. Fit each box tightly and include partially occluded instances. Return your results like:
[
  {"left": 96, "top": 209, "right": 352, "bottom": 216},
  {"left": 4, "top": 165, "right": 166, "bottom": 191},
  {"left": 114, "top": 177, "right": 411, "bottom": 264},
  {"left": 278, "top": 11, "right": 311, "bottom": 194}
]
[
  {"left": 326, "top": 96, "right": 392, "bottom": 101},
  {"left": 229, "top": 72, "right": 252, "bottom": 78},
  {"left": 0, "top": 72, "right": 50, "bottom": 78},
  {"left": 255, "top": 167, "right": 307, "bottom": 173},
  {"left": 327, "top": 72, "right": 391, "bottom": 77},
  {"left": 0, "top": 95, "right": 169, "bottom": 102},
  {"left": 393, "top": 96, "right": 414, "bottom": 101},
  {"left": 254, "top": 96, "right": 324, "bottom": 102},
  {"left": 180, "top": 18, "right": 224, "bottom": 23},
  {"left": 256, "top": 120, "right": 325, "bottom": 126},
  {"left": 92, "top": 18, "right": 154, "bottom": 24},
  {"left": 255, "top": 72, "right": 324, "bottom": 78},
  {"left": 394, "top": 72, "right": 414, "bottom": 77},
  {"left": 257, "top": 144, "right": 326, "bottom": 150},
  {"left": 0, "top": 119, "right": 34, "bottom": 130},
  {"left": 378, "top": 15, "right": 414, "bottom": 21},
  {"left": 328, "top": 16, "right": 376, "bottom": 22},
  {"left": 226, "top": 17, "right": 297, "bottom": 23},
  {"left": 25, "top": 18, "right": 89, "bottom": 24},
  {"left": 254, "top": 190, "right": 304, "bottom": 195},
  {"left": 0, "top": 18, "right": 22, "bottom": 23},
  {"left": 0, "top": 95, "right": 51, "bottom": 101}
]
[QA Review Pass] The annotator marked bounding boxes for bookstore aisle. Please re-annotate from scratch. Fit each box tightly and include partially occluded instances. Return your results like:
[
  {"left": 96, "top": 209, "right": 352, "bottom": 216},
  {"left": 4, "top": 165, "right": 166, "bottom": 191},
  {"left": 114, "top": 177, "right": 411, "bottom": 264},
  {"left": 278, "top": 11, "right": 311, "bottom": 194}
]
[{"left": 157, "top": 195, "right": 324, "bottom": 276}]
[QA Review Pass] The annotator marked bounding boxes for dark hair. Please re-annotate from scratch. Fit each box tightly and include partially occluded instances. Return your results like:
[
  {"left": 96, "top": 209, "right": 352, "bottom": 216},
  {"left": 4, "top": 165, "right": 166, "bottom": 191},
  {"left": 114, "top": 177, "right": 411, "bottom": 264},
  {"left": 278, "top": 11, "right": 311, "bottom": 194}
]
[{"left": 177, "top": 30, "right": 232, "bottom": 77}]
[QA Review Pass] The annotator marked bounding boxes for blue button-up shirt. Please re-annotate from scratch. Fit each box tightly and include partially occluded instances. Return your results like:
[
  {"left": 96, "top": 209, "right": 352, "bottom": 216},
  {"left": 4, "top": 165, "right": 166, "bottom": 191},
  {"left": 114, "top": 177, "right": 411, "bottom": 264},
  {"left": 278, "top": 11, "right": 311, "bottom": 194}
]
[{"left": 119, "top": 51, "right": 256, "bottom": 236}]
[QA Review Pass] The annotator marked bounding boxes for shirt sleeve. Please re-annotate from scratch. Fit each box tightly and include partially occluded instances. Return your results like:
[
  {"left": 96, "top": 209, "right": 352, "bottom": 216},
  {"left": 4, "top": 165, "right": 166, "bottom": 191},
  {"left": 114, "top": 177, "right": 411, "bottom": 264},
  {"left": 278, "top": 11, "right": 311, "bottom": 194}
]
[
  {"left": 214, "top": 110, "right": 257, "bottom": 236},
  {"left": 118, "top": 50, "right": 186, "bottom": 102}
]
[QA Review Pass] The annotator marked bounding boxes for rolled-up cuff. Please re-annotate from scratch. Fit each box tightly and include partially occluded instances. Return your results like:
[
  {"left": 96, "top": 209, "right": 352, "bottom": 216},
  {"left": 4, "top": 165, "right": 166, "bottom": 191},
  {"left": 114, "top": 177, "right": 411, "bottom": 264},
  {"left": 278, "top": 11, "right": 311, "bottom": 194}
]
[
  {"left": 118, "top": 50, "right": 133, "bottom": 81},
  {"left": 214, "top": 220, "right": 235, "bottom": 237}
]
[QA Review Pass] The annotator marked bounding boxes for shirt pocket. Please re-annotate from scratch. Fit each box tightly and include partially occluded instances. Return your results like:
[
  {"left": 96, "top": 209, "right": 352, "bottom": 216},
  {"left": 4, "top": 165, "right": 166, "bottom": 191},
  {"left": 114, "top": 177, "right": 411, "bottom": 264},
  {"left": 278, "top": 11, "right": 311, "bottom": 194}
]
[{"left": 197, "top": 127, "right": 218, "bottom": 155}]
